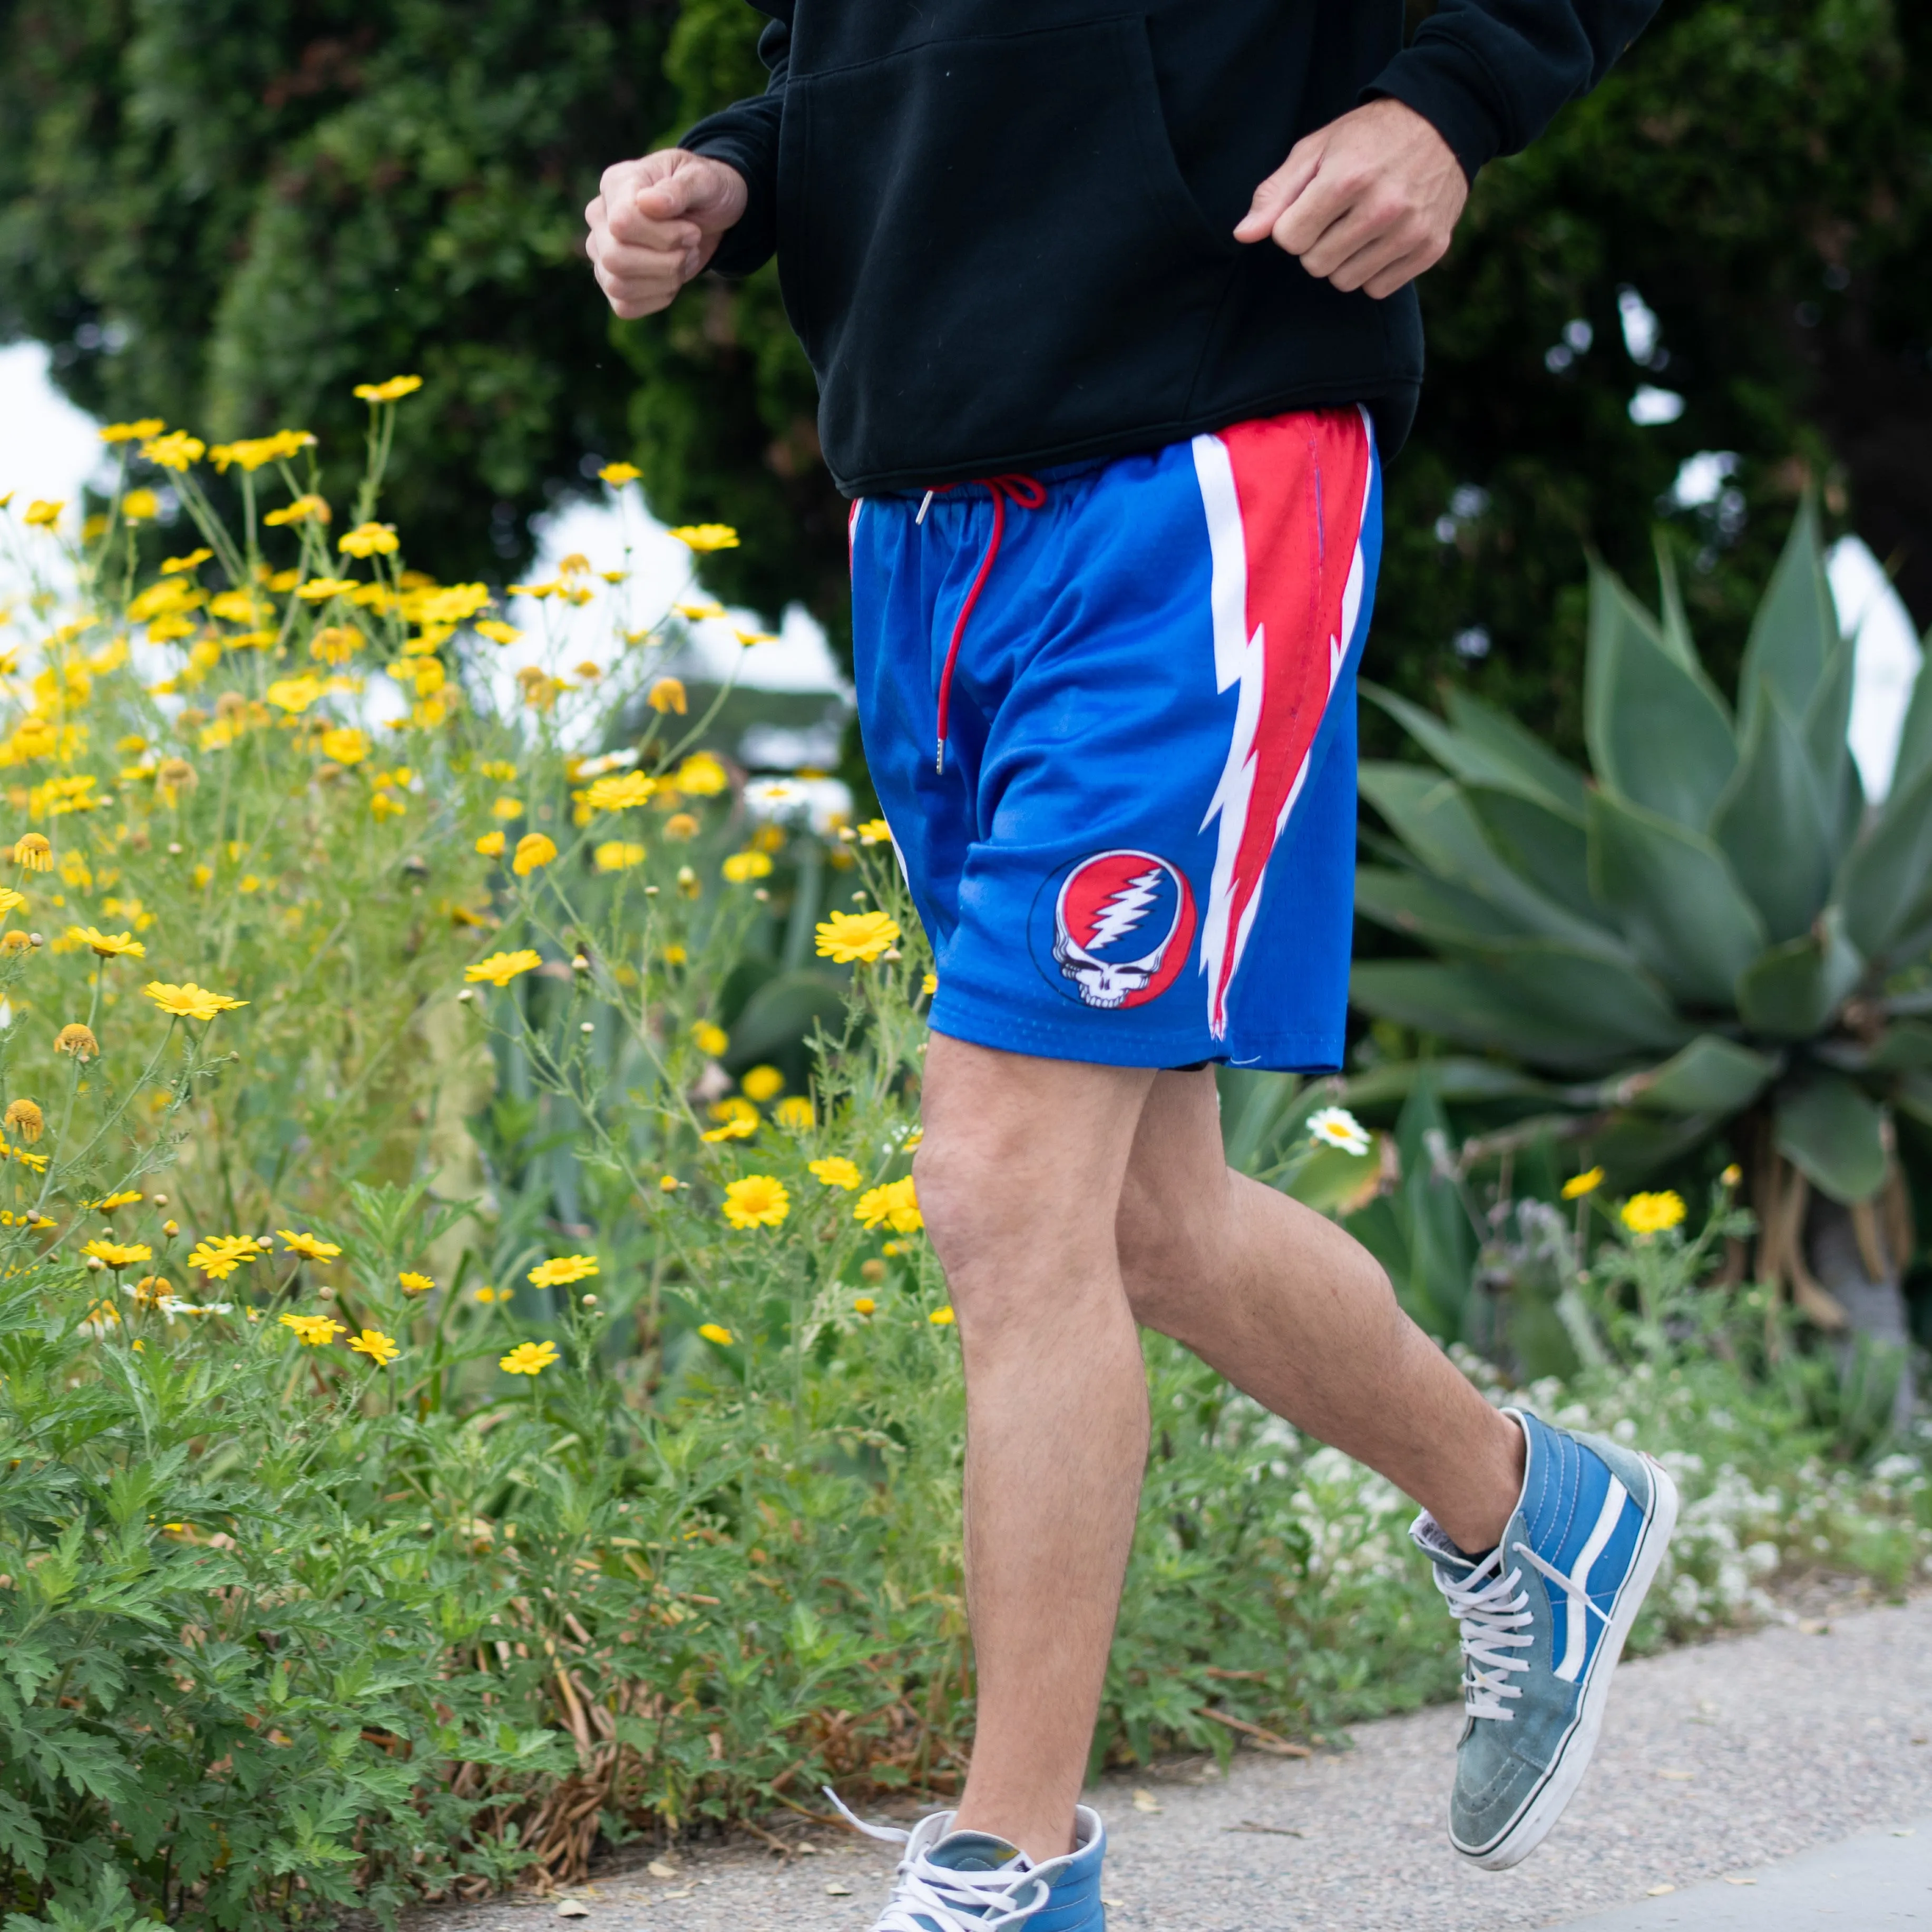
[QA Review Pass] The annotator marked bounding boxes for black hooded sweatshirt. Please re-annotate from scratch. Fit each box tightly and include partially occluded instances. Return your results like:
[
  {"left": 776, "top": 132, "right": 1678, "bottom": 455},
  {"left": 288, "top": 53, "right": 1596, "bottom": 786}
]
[{"left": 682, "top": 0, "right": 1661, "bottom": 496}]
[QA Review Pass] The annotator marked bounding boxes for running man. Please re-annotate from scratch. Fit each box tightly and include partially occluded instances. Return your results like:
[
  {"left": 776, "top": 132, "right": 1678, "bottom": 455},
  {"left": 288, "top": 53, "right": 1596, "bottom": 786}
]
[{"left": 587, "top": 3, "right": 1671, "bottom": 1924}]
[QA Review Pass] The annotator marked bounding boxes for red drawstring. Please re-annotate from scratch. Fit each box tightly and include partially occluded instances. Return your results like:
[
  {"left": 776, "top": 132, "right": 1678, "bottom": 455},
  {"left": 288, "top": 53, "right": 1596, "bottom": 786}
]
[{"left": 926, "top": 474, "right": 1047, "bottom": 774}]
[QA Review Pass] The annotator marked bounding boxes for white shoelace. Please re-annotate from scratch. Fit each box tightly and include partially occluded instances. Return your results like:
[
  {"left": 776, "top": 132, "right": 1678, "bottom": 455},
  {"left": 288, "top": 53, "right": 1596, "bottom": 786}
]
[
  {"left": 1432, "top": 1542, "right": 1612, "bottom": 1721},
  {"left": 825, "top": 1790, "right": 1051, "bottom": 1932}
]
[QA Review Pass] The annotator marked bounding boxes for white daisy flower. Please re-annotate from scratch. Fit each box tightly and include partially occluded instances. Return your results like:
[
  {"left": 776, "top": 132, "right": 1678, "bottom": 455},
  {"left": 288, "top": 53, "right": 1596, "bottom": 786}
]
[
  {"left": 745, "top": 777, "right": 811, "bottom": 818},
  {"left": 574, "top": 747, "right": 640, "bottom": 778},
  {"left": 1307, "top": 1106, "right": 1371, "bottom": 1157}
]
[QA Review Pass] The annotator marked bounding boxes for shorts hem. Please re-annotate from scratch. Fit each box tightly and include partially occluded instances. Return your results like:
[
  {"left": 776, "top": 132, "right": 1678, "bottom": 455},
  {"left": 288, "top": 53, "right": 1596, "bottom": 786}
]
[{"left": 928, "top": 989, "right": 1342, "bottom": 1077}]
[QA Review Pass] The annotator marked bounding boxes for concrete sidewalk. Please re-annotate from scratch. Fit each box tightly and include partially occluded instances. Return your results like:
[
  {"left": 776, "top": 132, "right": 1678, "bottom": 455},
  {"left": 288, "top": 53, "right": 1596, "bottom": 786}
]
[
  {"left": 417, "top": 1594, "right": 1932, "bottom": 1932},
  {"left": 1561, "top": 1819, "right": 1932, "bottom": 1927}
]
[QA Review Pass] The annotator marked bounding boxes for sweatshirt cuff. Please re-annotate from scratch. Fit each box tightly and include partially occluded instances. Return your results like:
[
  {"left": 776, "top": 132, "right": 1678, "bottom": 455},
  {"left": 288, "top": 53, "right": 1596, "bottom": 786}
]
[
  {"left": 681, "top": 125, "right": 776, "bottom": 280},
  {"left": 1364, "top": 38, "right": 1510, "bottom": 181}
]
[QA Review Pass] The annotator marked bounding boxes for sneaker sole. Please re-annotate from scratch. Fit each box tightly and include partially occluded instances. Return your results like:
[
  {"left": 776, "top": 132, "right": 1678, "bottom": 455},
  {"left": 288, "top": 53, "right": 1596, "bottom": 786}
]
[{"left": 1453, "top": 1453, "right": 1681, "bottom": 1871}]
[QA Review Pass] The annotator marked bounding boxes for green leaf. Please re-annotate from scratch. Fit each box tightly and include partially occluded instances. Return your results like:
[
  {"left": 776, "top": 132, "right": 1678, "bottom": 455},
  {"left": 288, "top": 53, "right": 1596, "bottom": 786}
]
[
  {"left": 1865, "top": 1021, "right": 1932, "bottom": 1072},
  {"left": 0, "top": 1791, "right": 45, "bottom": 1881},
  {"left": 722, "top": 970, "right": 848, "bottom": 1068},
  {"left": 1216, "top": 1069, "right": 1320, "bottom": 1175},
  {"left": 1585, "top": 560, "right": 1736, "bottom": 830},
  {"left": 1734, "top": 911, "right": 1865, "bottom": 1038},
  {"left": 1739, "top": 494, "right": 1838, "bottom": 733},
  {"left": 1589, "top": 1109, "right": 1728, "bottom": 1184},
  {"left": 1709, "top": 682, "right": 1836, "bottom": 942},
  {"left": 1340, "top": 1058, "right": 1556, "bottom": 1110},
  {"left": 1775, "top": 1073, "right": 1888, "bottom": 1204},
  {"left": 1366, "top": 681, "right": 1591, "bottom": 818},
  {"left": 1592, "top": 1033, "right": 1780, "bottom": 1115},
  {"left": 1835, "top": 758, "right": 1932, "bottom": 962},
  {"left": 1388, "top": 1074, "right": 1476, "bottom": 1339},
  {"left": 1360, "top": 682, "right": 1519, "bottom": 793},
  {"left": 1802, "top": 639, "right": 1861, "bottom": 852},
  {"left": 1586, "top": 791, "right": 1768, "bottom": 1004},
  {"left": 1465, "top": 784, "right": 1600, "bottom": 924},
  {"left": 1352, "top": 947, "right": 1690, "bottom": 1071},
  {"left": 1891, "top": 651, "right": 1932, "bottom": 802},
  {"left": 1653, "top": 531, "right": 1700, "bottom": 672},
  {"left": 1898, "top": 1070, "right": 1932, "bottom": 1130},
  {"left": 1353, "top": 867, "right": 1535, "bottom": 950},
  {"left": 1360, "top": 764, "right": 1626, "bottom": 958},
  {"left": 1440, "top": 689, "right": 1592, "bottom": 818}
]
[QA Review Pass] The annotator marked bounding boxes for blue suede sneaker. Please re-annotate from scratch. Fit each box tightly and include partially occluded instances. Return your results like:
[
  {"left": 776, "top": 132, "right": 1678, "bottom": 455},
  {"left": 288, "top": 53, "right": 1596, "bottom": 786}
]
[
  {"left": 827, "top": 1793, "right": 1106, "bottom": 1932},
  {"left": 1411, "top": 1407, "right": 1679, "bottom": 1870}
]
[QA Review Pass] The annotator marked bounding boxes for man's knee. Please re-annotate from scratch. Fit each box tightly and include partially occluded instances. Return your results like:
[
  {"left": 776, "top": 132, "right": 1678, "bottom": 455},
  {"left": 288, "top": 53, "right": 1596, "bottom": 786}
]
[
  {"left": 914, "top": 1121, "right": 1126, "bottom": 1345},
  {"left": 910, "top": 1130, "right": 1011, "bottom": 1280}
]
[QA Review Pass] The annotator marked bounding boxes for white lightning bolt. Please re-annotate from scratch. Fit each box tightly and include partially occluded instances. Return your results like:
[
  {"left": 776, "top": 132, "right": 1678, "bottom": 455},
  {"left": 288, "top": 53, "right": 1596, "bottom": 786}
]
[
  {"left": 1192, "top": 432, "right": 1262, "bottom": 1039},
  {"left": 1088, "top": 867, "right": 1163, "bottom": 950}
]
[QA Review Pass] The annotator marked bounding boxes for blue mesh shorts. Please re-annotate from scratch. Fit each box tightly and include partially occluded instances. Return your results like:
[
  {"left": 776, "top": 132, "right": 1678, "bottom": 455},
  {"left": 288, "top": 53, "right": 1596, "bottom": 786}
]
[{"left": 850, "top": 405, "right": 1382, "bottom": 1072}]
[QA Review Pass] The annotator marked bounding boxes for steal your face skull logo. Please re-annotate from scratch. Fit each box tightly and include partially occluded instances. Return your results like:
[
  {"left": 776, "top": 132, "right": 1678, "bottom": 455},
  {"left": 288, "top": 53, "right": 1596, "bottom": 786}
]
[{"left": 1047, "top": 848, "right": 1197, "bottom": 1010}]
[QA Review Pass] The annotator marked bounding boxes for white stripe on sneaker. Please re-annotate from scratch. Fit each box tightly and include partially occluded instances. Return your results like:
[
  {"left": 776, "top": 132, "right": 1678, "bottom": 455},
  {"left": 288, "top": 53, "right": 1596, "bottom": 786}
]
[{"left": 1553, "top": 1476, "right": 1629, "bottom": 1683}]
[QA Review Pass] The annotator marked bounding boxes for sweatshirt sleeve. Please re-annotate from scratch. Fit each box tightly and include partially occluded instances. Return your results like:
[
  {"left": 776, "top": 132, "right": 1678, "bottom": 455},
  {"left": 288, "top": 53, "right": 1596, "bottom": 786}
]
[
  {"left": 679, "top": 10, "right": 791, "bottom": 280},
  {"left": 1365, "top": 0, "right": 1663, "bottom": 182}
]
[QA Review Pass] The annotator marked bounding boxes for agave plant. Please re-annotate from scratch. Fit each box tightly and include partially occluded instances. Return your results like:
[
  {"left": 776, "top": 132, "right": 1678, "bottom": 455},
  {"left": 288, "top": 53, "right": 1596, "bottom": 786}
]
[{"left": 1349, "top": 502, "right": 1930, "bottom": 1335}]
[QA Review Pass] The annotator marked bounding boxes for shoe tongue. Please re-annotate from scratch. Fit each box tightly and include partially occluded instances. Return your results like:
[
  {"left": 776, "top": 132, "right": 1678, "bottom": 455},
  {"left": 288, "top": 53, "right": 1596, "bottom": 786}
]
[{"left": 926, "top": 1831, "right": 1028, "bottom": 1875}]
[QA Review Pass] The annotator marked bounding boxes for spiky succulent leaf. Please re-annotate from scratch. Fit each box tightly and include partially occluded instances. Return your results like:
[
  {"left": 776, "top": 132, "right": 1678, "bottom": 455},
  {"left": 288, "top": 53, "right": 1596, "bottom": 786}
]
[
  {"left": 1738, "top": 494, "right": 1837, "bottom": 735},
  {"left": 1353, "top": 868, "right": 1535, "bottom": 950},
  {"left": 1586, "top": 792, "right": 1768, "bottom": 1003},
  {"left": 1803, "top": 639, "right": 1863, "bottom": 853},
  {"left": 1339, "top": 1059, "right": 1557, "bottom": 1109},
  {"left": 1216, "top": 1069, "right": 1321, "bottom": 1177},
  {"left": 1595, "top": 1033, "right": 1781, "bottom": 1115},
  {"left": 1820, "top": 1021, "right": 1932, "bottom": 1075},
  {"left": 1360, "top": 684, "right": 1527, "bottom": 798},
  {"left": 1775, "top": 1072, "right": 1888, "bottom": 1204},
  {"left": 1891, "top": 655, "right": 1932, "bottom": 803},
  {"left": 1709, "top": 681, "right": 1836, "bottom": 942},
  {"left": 1899, "top": 1071, "right": 1932, "bottom": 1130},
  {"left": 1653, "top": 533, "right": 1700, "bottom": 674},
  {"left": 1586, "top": 1109, "right": 1726, "bottom": 1178},
  {"left": 1440, "top": 687, "right": 1590, "bottom": 817},
  {"left": 1359, "top": 764, "right": 1626, "bottom": 959},
  {"left": 1585, "top": 562, "right": 1736, "bottom": 830},
  {"left": 1464, "top": 785, "right": 1598, "bottom": 923},
  {"left": 1734, "top": 910, "right": 1865, "bottom": 1038},
  {"left": 1835, "top": 758, "right": 1932, "bottom": 963},
  {"left": 1352, "top": 944, "right": 1690, "bottom": 1070}
]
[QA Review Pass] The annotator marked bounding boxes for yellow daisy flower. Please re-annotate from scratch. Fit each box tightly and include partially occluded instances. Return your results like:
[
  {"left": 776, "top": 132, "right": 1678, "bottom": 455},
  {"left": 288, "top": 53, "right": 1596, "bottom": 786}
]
[
  {"left": 816, "top": 909, "right": 901, "bottom": 964},
  {"left": 855, "top": 1176, "right": 922, "bottom": 1234},
  {"left": 1621, "top": 1191, "right": 1686, "bottom": 1236},
  {"left": 512, "top": 832, "right": 558, "bottom": 876},
  {"left": 528, "top": 1254, "right": 598, "bottom": 1289},
  {"left": 278, "top": 1230, "right": 341, "bottom": 1261},
  {"left": 500, "top": 1339, "right": 559, "bottom": 1376},
  {"left": 464, "top": 949, "right": 542, "bottom": 988},
  {"left": 143, "top": 982, "right": 248, "bottom": 1021},
  {"left": 721, "top": 1175, "right": 790, "bottom": 1230}
]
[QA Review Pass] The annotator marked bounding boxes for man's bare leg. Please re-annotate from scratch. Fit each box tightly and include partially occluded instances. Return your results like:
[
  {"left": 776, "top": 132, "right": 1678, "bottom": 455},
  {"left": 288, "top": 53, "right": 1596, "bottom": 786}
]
[
  {"left": 1116, "top": 1068, "right": 1522, "bottom": 1555},
  {"left": 914, "top": 1036, "right": 1156, "bottom": 1863},
  {"left": 915, "top": 1041, "right": 1525, "bottom": 1870}
]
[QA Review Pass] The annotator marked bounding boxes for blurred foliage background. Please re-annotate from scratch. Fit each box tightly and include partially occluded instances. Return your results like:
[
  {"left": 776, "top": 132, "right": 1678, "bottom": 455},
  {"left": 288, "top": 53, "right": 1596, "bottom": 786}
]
[{"left": 2, "top": 0, "right": 1928, "bottom": 750}]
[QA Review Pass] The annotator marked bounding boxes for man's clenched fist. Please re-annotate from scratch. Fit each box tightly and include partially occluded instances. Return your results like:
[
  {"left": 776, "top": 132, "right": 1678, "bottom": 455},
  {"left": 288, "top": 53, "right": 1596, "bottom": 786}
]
[
  {"left": 586, "top": 150, "right": 748, "bottom": 319},
  {"left": 1235, "top": 98, "right": 1468, "bottom": 300}
]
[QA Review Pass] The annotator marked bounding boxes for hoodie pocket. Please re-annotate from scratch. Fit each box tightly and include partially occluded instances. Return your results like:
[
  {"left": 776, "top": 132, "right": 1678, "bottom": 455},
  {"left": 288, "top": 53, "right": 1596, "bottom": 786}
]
[{"left": 779, "top": 14, "right": 1244, "bottom": 468}]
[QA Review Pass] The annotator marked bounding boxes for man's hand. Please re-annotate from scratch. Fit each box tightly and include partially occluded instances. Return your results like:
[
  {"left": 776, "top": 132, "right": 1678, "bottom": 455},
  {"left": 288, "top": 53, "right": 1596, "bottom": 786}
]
[
  {"left": 585, "top": 149, "right": 748, "bottom": 319},
  {"left": 1234, "top": 99, "right": 1468, "bottom": 300}
]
